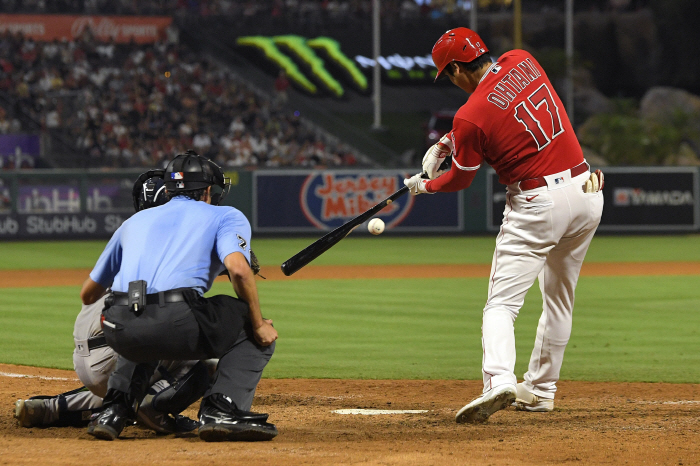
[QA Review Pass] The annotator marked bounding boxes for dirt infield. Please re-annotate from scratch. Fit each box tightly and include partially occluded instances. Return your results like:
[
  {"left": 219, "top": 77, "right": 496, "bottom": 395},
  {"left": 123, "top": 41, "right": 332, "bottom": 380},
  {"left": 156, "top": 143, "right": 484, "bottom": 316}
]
[
  {"left": 2, "top": 364, "right": 700, "bottom": 465},
  {"left": 3, "top": 263, "right": 700, "bottom": 464},
  {"left": 1, "top": 261, "right": 700, "bottom": 288}
]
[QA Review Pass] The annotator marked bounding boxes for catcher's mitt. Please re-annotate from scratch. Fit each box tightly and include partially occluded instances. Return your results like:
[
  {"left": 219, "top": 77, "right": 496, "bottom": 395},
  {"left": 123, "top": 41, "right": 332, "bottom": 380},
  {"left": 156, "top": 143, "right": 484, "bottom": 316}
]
[
  {"left": 250, "top": 249, "right": 265, "bottom": 279},
  {"left": 217, "top": 249, "right": 265, "bottom": 279}
]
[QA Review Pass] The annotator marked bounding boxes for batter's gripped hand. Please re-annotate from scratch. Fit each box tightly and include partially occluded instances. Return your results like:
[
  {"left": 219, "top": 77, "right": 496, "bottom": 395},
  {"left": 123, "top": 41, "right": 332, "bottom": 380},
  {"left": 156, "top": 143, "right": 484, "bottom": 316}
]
[
  {"left": 403, "top": 173, "right": 432, "bottom": 195},
  {"left": 422, "top": 134, "right": 453, "bottom": 180},
  {"left": 254, "top": 319, "right": 278, "bottom": 346}
]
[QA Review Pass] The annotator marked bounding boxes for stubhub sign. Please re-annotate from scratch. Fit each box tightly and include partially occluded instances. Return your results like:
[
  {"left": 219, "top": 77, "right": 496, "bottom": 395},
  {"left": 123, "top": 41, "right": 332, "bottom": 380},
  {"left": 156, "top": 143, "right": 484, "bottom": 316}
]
[{"left": 0, "top": 213, "right": 128, "bottom": 239}]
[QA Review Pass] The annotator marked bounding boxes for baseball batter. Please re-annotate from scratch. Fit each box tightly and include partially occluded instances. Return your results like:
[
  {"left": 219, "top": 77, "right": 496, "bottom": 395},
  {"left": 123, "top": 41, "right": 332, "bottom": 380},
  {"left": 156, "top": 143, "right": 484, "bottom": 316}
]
[
  {"left": 405, "top": 27, "right": 604, "bottom": 423},
  {"left": 14, "top": 175, "right": 212, "bottom": 433}
]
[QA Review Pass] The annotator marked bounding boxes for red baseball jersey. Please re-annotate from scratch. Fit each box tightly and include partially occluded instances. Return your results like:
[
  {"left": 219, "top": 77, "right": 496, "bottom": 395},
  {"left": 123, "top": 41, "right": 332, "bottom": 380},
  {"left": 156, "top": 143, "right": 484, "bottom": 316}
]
[{"left": 427, "top": 49, "right": 583, "bottom": 191}]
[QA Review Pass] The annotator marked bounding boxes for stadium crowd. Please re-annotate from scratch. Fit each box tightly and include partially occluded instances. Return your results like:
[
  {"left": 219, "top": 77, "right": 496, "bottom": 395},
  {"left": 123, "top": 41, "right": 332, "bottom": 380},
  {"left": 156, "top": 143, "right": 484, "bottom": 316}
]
[
  {"left": 0, "top": 29, "right": 360, "bottom": 169},
  {"left": 1, "top": 0, "right": 648, "bottom": 18}
]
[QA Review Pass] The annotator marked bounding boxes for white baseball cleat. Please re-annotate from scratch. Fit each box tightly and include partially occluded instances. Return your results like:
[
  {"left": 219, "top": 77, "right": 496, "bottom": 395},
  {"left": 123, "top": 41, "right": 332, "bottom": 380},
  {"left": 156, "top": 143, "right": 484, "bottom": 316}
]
[
  {"left": 512, "top": 383, "right": 554, "bottom": 412},
  {"left": 455, "top": 384, "right": 517, "bottom": 424}
]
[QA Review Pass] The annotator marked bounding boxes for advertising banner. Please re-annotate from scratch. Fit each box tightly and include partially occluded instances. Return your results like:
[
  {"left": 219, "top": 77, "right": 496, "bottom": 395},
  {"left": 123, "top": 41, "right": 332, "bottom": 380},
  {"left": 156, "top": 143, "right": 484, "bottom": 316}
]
[
  {"left": 236, "top": 35, "right": 438, "bottom": 98},
  {"left": 598, "top": 167, "right": 698, "bottom": 231},
  {"left": 487, "top": 167, "right": 699, "bottom": 232},
  {"left": 16, "top": 183, "right": 134, "bottom": 213},
  {"left": 254, "top": 170, "right": 461, "bottom": 233},
  {"left": 0, "top": 212, "right": 128, "bottom": 239},
  {"left": 0, "top": 134, "right": 40, "bottom": 168},
  {"left": 0, "top": 14, "right": 172, "bottom": 43}
]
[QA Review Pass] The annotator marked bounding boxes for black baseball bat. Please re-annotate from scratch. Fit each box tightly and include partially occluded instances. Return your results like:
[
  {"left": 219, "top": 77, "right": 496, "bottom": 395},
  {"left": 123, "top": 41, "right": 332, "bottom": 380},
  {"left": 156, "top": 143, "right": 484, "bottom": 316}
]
[{"left": 280, "top": 185, "right": 409, "bottom": 276}]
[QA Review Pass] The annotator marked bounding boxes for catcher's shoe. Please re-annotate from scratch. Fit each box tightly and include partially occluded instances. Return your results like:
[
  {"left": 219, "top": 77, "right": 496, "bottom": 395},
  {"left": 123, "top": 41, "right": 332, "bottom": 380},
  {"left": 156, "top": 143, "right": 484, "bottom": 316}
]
[
  {"left": 512, "top": 383, "right": 554, "bottom": 412},
  {"left": 136, "top": 393, "right": 198, "bottom": 434},
  {"left": 455, "top": 384, "right": 517, "bottom": 424},
  {"left": 198, "top": 395, "right": 277, "bottom": 442},
  {"left": 14, "top": 399, "right": 48, "bottom": 428},
  {"left": 87, "top": 404, "right": 131, "bottom": 440}
]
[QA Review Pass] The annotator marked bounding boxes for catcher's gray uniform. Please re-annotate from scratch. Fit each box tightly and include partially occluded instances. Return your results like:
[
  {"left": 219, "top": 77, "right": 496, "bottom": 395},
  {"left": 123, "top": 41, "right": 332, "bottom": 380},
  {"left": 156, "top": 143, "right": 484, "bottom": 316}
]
[
  {"left": 73, "top": 295, "right": 116, "bottom": 402},
  {"left": 16, "top": 294, "right": 211, "bottom": 431}
]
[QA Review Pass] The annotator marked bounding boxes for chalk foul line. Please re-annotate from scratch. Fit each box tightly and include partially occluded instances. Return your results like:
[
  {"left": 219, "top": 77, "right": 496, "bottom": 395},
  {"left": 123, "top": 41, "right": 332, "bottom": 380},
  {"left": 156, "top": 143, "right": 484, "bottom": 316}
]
[
  {"left": 332, "top": 409, "right": 429, "bottom": 415},
  {"left": 0, "top": 371, "right": 78, "bottom": 381}
]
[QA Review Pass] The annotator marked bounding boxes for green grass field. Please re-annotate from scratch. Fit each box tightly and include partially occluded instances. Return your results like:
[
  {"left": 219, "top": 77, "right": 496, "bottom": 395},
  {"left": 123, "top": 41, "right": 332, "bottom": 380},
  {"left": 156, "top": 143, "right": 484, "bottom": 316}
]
[{"left": 1, "top": 235, "right": 699, "bottom": 382}]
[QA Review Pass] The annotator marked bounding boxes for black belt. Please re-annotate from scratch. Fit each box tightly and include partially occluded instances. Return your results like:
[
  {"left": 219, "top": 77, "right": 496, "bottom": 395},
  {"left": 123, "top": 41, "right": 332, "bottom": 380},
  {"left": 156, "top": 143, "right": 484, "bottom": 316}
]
[
  {"left": 519, "top": 162, "right": 588, "bottom": 191},
  {"left": 110, "top": 290, "right": 188, "bottom": 306},
  {"left": 88, "top": 336, "right": 107, "bottom": 350}
]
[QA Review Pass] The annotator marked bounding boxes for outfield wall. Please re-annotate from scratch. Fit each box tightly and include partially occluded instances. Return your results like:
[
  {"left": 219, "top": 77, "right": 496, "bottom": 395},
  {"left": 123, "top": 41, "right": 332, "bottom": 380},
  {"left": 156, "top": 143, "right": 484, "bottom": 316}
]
[{"left": 0, "top": 167, "right": 697, "bottom": 239}]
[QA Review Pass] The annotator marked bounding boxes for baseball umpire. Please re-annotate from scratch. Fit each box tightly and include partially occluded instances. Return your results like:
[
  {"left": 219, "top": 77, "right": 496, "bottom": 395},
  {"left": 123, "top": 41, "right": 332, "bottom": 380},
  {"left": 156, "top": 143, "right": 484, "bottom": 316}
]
[
  {"left": 82, "top": 150, "right": 278, "bottom": 441},
  {"left": 14, "top": 173, "right": 213, "bottom": 434},
  {"left": 405, "top": 28, "right": 604, "bottom": 423}
]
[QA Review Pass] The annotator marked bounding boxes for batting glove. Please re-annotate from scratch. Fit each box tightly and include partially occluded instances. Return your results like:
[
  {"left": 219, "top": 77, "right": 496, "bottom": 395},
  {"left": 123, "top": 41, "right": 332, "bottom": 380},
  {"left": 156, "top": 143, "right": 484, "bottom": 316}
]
[
  {"left": 583, "top": 169, "right": 604, "bottom": 193},
  {"left": 403, "top": 173, "right": 432, "bottom": 195},
  {"left": 422, "top": 134, "right": 453, "bottom": 180}
]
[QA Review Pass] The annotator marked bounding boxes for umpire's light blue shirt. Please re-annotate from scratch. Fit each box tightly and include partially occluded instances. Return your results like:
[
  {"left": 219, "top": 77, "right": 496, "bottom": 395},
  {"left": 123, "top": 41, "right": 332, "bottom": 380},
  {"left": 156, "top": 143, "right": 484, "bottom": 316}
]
[{"left": 90, "top": 197, "right": 252, "bottom": 295}]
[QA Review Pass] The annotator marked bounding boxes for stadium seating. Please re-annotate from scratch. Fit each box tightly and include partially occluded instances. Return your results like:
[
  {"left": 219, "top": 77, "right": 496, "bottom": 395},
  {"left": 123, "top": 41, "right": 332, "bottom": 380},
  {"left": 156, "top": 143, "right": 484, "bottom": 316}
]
[{"left": 0, "top": 30, "right": 361, "bottom": 169}]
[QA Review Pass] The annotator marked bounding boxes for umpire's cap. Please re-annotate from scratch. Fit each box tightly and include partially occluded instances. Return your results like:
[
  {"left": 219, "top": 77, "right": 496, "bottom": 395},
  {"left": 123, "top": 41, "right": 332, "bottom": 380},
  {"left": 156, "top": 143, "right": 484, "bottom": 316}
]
[
  {"left": 164, "top": 149, "right": 231, "bottom": 205},
  {"left": 432, "top": 27, "right": 488, "bottom": 82}
]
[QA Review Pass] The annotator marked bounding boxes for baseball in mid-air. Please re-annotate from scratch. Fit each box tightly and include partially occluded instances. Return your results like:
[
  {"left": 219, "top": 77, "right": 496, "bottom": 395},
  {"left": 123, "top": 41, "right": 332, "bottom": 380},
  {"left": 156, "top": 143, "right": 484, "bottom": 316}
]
[{"left": 368, "top": 218, "right": 385, "bottom": 235}]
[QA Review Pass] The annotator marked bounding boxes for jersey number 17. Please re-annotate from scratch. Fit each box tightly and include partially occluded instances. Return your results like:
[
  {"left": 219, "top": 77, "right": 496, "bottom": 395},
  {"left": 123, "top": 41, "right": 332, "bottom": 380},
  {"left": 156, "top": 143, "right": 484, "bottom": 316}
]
[{"left": 514, "top": 83, "right": 564, "bottom": 151}]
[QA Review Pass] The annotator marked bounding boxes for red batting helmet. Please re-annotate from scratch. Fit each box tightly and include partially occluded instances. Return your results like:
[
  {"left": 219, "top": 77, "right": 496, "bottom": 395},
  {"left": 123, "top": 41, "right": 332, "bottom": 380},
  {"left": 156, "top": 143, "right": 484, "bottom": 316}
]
[{"left": 432, "top": 27, "right": 488, "bottom": 81}]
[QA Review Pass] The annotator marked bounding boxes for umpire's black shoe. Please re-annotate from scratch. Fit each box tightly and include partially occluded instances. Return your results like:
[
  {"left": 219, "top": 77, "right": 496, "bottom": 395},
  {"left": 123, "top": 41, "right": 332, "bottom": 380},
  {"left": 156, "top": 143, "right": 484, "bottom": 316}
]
[
  {"left": 198, "top": 395, "right": 277, "bottom": 442},
  {"left": 87, "top": 404, "right": 131, "bottom": 440}
]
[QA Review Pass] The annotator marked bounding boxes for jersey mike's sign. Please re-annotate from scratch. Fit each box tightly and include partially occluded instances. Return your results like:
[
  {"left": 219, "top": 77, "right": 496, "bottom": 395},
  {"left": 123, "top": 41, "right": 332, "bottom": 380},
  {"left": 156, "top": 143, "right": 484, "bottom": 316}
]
[
  {"left": 254, "top": 170, "right": 461, "bottom": 233},
  {"left": 299, "top": 173, "right": 413, "bottom": 230}
]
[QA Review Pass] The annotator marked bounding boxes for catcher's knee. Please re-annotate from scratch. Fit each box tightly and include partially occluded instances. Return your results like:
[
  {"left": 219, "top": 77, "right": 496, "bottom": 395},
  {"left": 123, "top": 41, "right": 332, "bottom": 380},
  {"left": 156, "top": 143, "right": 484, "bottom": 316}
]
[{"left": 151, "top": 361, "right": 211, "bottom": 414}]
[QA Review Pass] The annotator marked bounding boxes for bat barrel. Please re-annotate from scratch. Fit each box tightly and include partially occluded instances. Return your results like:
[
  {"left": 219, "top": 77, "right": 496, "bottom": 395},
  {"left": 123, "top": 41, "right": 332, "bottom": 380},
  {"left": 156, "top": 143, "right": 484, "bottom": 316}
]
[{"left": 280, "top": 185, "right": 409, "bottom": 276}]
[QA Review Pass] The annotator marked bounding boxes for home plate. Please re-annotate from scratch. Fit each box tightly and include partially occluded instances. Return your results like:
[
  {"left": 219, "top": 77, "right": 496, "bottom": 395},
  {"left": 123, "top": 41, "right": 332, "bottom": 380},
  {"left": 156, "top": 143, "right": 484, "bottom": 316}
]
[{"left": 333, "top": 409, "right": 428, "bottom": 415}]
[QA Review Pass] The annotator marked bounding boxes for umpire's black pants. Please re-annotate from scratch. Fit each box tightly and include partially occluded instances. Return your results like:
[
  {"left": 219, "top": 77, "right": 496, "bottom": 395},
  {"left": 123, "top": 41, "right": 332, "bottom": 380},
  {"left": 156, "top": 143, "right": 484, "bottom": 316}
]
[{"left": 102, "top": 290, "right": 274, "bottom": 411}]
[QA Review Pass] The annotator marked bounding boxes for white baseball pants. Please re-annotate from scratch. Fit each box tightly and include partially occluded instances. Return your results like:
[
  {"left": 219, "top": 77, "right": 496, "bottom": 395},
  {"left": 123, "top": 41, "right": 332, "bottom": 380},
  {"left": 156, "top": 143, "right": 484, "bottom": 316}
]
[{"left": 482, "top": 167, "right": 603, "bottom": 400}]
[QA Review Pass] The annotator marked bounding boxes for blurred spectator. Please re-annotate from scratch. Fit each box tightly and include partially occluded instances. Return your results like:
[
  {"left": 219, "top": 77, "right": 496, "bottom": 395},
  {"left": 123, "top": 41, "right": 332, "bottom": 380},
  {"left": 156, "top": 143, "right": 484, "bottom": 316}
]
[
  {"left": 274, "top": 70, "right": 290, "bottom": 107},
  {"left": 0, "top": 106, "right": 21, "bottom": 134}
]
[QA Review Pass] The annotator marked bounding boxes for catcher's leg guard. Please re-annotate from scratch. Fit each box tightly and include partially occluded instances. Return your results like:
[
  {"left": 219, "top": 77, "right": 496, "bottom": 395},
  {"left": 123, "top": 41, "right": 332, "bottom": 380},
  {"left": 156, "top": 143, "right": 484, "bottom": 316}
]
[
  {"left": 27, "top": 387, "right": 102, "bottom": 427},
  {"left": 152, "top": 361, "right": 210, "bottom": 415}
]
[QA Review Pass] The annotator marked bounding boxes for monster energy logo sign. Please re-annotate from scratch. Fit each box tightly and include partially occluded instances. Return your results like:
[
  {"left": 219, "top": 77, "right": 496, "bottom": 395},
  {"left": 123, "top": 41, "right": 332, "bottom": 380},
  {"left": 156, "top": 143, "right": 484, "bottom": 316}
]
[{"left": 236, "top": 35, "right": 437, "bottom": 98}]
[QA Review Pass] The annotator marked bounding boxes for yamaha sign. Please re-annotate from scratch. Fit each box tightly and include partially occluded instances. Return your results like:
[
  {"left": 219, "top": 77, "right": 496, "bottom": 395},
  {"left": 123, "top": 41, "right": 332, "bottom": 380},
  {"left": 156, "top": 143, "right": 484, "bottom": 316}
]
[
  {"left": 599, "top": 168, "right": 698, "bottom": 231},
  {"left": 613, "top": 188, "right": 694, "bottom": 207},
  {"left": 488, "top": 167, "right": 699, "bottom": 232}
]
